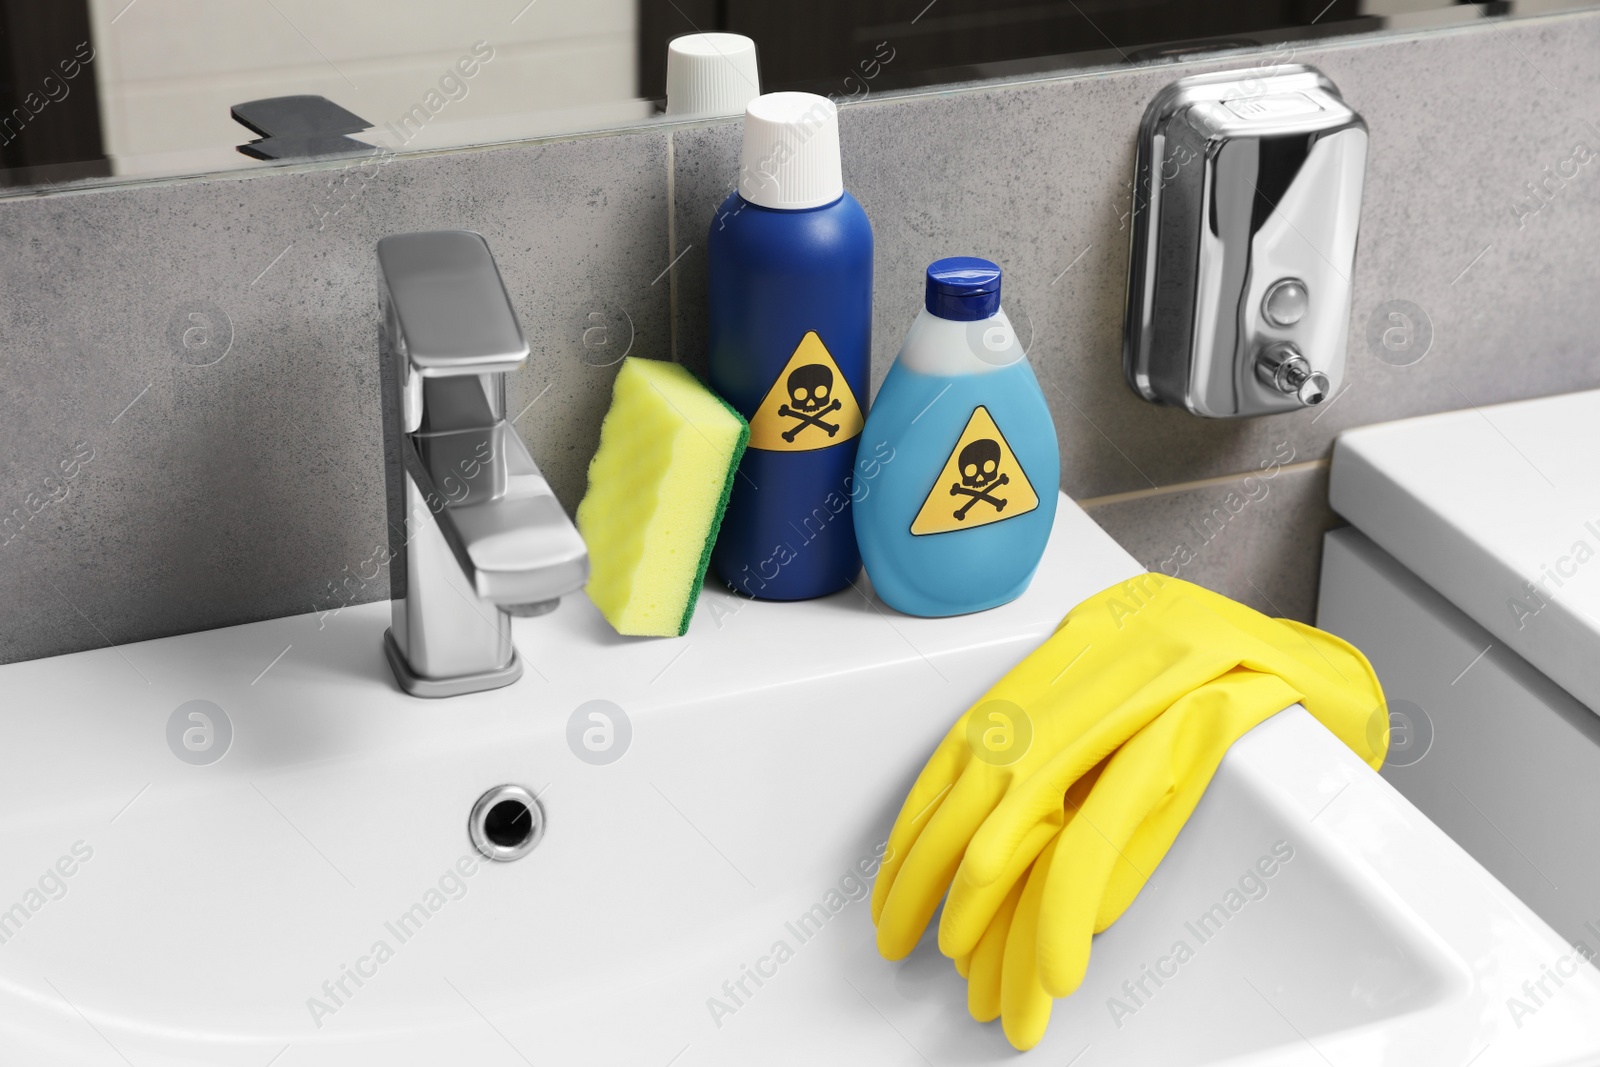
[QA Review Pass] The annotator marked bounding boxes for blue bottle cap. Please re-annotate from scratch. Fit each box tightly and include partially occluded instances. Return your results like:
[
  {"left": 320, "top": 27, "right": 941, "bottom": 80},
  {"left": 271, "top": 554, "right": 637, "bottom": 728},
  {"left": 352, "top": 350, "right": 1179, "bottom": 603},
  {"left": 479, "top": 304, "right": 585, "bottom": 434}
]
[{"left": 925, "top": 257, "right": 1002, "bottom": 321}]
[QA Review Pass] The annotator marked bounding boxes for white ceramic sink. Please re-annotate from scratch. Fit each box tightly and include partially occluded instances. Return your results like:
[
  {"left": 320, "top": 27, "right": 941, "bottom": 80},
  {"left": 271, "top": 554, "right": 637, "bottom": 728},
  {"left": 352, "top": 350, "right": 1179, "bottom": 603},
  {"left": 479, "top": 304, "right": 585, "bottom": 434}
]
[{"left": 2, "top": 495, "right": 1597, "bottom": 1066}]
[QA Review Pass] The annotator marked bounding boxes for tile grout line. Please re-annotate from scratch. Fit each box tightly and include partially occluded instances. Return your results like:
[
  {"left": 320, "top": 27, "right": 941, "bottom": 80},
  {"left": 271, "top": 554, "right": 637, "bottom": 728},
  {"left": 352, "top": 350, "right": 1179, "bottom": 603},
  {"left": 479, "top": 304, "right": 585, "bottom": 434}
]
[
  {"left": 1076, "top": 458, "right": 1329, "bottom": 510},
  {"left": 665, "top": 131, "right": 680, "bottom": 365}
]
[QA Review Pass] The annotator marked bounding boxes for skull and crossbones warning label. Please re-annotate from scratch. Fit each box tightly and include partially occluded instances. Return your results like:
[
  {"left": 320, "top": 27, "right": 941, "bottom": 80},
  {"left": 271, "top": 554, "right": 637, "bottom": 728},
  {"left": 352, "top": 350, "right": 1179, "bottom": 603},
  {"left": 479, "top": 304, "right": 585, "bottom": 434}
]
[
  {"left": 747, "top": 331, "right": 864, "bottom": 452},
  {"left": 910, "top": 405, "right": 1039, "bottom": 535}
]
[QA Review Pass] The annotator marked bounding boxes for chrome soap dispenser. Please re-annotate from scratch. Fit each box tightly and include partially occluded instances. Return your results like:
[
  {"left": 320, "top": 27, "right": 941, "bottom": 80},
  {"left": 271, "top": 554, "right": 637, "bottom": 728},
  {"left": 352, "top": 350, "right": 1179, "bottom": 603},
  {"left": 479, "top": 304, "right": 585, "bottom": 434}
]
[{"left": 1123, "top": 65, "right": 1367, "bottom": 418}]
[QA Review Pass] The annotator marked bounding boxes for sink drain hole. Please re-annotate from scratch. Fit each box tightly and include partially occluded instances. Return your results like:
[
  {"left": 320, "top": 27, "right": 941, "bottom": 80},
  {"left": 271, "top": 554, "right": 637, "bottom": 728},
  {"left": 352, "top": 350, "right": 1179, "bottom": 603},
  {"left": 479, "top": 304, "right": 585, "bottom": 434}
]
[
  {"left": 470, "top": 785, "right": 544, "bottom": 861},
  {"left": 485, "top": 799, "right": 532, "bottom": 847}
]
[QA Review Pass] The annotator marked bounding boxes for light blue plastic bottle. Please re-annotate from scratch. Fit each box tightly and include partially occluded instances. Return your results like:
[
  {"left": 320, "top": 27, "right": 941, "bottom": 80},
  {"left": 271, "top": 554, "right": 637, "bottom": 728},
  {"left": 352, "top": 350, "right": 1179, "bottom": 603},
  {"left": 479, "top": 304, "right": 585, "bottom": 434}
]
[{"left": 855, "top": 258, "right": 1059, "bottom": 616}]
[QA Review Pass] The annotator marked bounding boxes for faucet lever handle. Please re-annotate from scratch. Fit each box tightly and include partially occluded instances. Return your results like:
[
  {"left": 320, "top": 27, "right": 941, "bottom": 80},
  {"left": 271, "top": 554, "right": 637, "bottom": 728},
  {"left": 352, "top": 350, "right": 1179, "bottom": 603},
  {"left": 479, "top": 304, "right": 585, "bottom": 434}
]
[{"left": 377, "top": 230, "right": 529, "bottom": 378}]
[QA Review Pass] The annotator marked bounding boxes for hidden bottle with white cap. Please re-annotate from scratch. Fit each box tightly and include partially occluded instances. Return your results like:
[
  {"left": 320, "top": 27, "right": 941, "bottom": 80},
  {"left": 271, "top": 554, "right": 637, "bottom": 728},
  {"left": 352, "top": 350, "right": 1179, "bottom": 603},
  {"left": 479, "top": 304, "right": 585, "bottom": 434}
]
[
  {"left": 664, "top": 33, "right": 759, "bottom": 118},
  {"left": 855, "top": 257, "right": 1059, "bottom": 617},
  {"left": 708, "top": 92, "right": 874, "bottom": 601}
]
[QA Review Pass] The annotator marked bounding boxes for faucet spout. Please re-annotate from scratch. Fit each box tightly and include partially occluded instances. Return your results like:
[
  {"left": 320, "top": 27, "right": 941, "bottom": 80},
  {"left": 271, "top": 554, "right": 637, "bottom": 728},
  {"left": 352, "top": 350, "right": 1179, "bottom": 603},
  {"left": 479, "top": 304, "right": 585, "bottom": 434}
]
[{"left": 377, "top": 231, "right": 588, "bottom": 698}]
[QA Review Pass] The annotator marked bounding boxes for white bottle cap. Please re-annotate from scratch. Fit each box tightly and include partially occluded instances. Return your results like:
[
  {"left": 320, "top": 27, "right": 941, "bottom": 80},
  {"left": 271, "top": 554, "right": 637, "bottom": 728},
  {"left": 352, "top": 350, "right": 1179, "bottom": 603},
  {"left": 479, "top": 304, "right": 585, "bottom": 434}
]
[
  {"left": 665, "top": 33, "right": 760, "bottom": 118},
  {"left": 739, "top": 92, "right": 843, "bottom": 211}
]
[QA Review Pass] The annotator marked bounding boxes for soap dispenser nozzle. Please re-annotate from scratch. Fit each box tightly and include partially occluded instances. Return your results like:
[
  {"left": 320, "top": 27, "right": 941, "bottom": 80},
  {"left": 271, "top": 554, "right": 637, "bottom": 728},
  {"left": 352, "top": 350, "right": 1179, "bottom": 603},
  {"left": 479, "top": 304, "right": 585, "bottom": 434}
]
[{"left": 1256, "top": 341, "right": 1329, "bottom": 407}]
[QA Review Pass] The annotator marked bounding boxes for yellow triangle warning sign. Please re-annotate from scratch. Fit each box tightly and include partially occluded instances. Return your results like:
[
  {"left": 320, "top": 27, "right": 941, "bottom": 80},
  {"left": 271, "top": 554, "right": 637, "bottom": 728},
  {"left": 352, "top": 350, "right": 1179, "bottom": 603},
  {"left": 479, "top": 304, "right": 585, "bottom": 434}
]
[
  {"left": 747, "top": 331, "right": 864, "bottom": 452},
  {"left": 910, "top": 406, "right": 1039, "bottom": 535}
]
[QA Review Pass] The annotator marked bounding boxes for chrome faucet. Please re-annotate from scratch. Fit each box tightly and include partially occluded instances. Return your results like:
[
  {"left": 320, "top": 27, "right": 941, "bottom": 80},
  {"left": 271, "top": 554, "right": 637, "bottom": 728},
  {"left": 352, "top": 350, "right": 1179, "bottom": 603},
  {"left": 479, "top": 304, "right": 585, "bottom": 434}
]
[{"left": 376, "top": 230, "right": 588, "bottom": 698}]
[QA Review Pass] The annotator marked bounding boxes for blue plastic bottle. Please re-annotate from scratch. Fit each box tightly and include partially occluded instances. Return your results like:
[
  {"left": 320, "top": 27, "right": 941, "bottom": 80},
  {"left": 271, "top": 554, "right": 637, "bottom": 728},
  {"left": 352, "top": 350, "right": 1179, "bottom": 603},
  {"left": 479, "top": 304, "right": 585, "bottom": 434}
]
[
  {"left": 855, "top": 258, "right": 1059, "bottom": 616},
  {"left": 708, "top": 93, "right": 873, "bottom": 600}
]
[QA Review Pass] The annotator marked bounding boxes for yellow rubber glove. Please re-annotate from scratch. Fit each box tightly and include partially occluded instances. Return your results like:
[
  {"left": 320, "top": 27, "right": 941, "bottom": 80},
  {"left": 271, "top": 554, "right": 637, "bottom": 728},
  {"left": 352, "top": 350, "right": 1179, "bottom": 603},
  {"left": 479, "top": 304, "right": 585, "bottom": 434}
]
[
  {"left": 998, "top": 828, "right": 1058, "bottom": 1049},
  {"left": 960, "top": 810, "right": 1073, "bottom": 1051},
  {"left": 907, "top": 598, "right": 1386, "bottom": 1051},
  {"left": 940, "top": 584, "right": 1383, "bottom": 961},
  {"left": 1032, "top": 667, "right": 1303, "bottom": 997},
  {"left": 948, "top": 821, "right": 1058, "bottom": 1048},
  {"left": 943, "top": 671, "right": 1295, "bottom": 1049},
  {"left": 875, "top": 574, "right": 1242, "bottom": 958},
  {"left": 1093, "top": 619, "right": 1383, "bottom": 932},
  {"left": 962, "top": 759, "right": 1105, "bottom": 1025},
  {"left": 872, "top": 575, "right": 1385, "bottom": 963},
  {"left": 966, "top": 664, "right": 1381, "bottom": 1050}
]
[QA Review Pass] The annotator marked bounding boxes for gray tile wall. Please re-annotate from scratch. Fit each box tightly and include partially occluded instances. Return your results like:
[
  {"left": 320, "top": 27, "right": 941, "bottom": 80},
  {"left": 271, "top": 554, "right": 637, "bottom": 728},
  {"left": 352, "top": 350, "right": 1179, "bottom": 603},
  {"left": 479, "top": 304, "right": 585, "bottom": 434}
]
[
  {"left": 0, "top": 133, "right": 672, "bottom": 663},
  {"left": 2, "top": 11, "right": 1598, "bottom": 664}
]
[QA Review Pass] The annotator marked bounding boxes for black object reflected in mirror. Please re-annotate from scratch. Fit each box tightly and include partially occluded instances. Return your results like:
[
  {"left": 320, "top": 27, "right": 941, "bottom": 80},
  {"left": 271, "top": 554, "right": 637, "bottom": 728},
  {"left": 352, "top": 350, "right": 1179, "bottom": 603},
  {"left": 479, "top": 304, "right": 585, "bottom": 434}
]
[{"left": 231, "top": 95, "right": 374, "bottom": 161}]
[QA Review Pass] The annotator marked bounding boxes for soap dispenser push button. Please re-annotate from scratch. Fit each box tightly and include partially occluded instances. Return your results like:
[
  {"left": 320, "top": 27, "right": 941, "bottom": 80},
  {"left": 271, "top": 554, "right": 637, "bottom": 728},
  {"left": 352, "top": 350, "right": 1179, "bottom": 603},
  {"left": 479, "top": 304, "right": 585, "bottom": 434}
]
[{"left": 1262, "top": 278, "right": 1309, "bottom": 328}]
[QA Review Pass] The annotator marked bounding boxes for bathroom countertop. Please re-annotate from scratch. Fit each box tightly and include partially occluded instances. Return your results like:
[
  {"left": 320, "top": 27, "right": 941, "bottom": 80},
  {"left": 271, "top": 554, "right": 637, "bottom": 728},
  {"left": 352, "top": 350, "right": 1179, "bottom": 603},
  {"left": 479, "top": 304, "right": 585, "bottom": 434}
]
[{"left": 1331, "top": 388, "right": 1600, "bottom": 719}]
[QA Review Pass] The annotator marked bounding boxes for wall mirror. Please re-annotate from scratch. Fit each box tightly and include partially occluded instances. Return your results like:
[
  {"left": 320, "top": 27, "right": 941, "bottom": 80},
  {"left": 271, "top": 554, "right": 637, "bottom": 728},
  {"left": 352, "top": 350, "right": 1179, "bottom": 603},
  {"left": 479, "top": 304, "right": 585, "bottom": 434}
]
[{"left": 0, "top": 0, "right": 1590, "bottom": 196}]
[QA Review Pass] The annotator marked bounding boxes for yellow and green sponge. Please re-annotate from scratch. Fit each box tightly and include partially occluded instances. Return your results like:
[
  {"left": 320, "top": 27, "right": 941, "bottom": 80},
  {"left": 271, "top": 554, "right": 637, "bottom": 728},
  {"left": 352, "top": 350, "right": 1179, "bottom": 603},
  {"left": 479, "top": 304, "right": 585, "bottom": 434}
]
[{"left": 576, "top": 357, "right": 749, "bottom": 637}]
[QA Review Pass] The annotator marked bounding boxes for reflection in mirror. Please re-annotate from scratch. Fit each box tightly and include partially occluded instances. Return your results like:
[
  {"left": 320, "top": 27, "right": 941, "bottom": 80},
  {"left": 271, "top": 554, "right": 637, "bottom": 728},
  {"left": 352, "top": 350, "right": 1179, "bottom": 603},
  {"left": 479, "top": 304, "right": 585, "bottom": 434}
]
[{"left": 0, "top": 0, "right": 1593, "bottom": 197}]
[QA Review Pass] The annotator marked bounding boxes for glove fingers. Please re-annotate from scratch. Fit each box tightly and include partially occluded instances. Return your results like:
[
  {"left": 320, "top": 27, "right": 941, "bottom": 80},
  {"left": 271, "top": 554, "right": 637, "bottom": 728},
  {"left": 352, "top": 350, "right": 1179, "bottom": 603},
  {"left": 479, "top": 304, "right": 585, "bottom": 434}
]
[
  {"left": 1095, "top": 673, "right": 1300, "bottom": 931},
  {"left": 876, "top": 769, "right": 1007, "bottom": 959},
  {"left": 940, "top": 815, "right": 1056, "bottom": 959},
  {"left": 871, "top": 721, "right": 973, "bottom": 924},
  {"left": 876, "top": 649, "right": 1182, "bottom": 955},
  {"left": 870, "top": 613, "right": 1108, "bottom": 929},
  {"left": 942, "top": 748, "right": 1110, "bottom": 958},
  {"left": 961, "top": 659, "right": 1230, "bottom": 889},
  {"left": 1000, "top": 834, "right": 1059, "bottom": 1051},
  {"left": 966, "top": 874, "right": 1024, "bottom": 1022},
  {"left": 1035, "top": 727, "right": 1176, "bottom": 998},
  {"left": 916, "top": 578, "right": 1260, "bottom": 901},
  {"left": 870, "top": 577, "right": 1389, "bottom": 1049}
]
